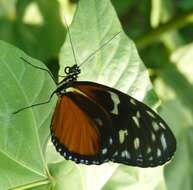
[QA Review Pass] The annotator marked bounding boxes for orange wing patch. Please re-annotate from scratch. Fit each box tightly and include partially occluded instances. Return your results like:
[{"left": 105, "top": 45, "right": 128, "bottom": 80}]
[{"left": 51, "top": 95, "right": 99, "bottom": 156}]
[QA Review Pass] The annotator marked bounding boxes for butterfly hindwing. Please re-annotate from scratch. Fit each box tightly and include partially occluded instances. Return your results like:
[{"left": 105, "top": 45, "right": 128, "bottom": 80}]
[{"left": 71, "top": 81, "right": 176, "bottom": 167}]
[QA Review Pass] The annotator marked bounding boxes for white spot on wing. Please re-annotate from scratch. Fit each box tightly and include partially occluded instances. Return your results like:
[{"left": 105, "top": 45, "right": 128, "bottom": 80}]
[
  {"left": 61, "top": 89, "right": 65, "bottom": 94},
  {"left": 94, "top": 118, "right": 103, "bottom": 126},
  {"left": 108, "top": 91, "right": 120, "bottom": 115},
  {"left": 121, "top": 151, "right": 125, "bottom": 158},
  {"left": 146, "top": 110, "right": 156, "bottom": 118},
  {"left": 109, "top": 138, "right": 113, "bottom": 145},
  {"left": 102, "top": 148, "right": 108, "bottom": 154},
  {"left": 147, "top": 147, "right": 151, "bottom": 154},
  {"left": 119, "top": 130, "right": 128, "bottom": 144},
  {"left": 130, "top": 98, "right": 136, "bottom": 105},
  {"left": 132, "top": 116, "right": 140, "bottom": 128},
  {"left": 159, "top": 122, "right": 166, "bottom": 129},
  {"left": 136, "top": 157, "right": 143, "bottom": 162},
  {"left": 134, "top": 137, "right": 140, "bottom": 149},
  {"left": 157, "top": 149, "right": 161, "bottom": 157},
  {"left": 112, "top": 151, "right": 118, "bottom": 157},
  {"left": 121, "top": 150, "right": 130, "bottom": 159},
  {"left": 125, "top": 151, "right": 130, "bottom": 159},
  {"left": 136, "top": 111, "right": 140, "bottom": 118},
  {"left": 161, "top": 134, "right": 167, "bottom": 150},
  {"left": 66, "top": 87, "right": 88, "bottom": 97},
  {"left": 152, "top": 121, "right": 160, "bottom": 131},
  {"left": 151, "top": 133, "right": 156, "bottom": 141}
]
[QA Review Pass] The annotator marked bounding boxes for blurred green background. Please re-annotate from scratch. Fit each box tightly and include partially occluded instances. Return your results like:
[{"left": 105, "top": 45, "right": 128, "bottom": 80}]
[{"left": 1, "top": 0, "right": 193, "bottom": 190}]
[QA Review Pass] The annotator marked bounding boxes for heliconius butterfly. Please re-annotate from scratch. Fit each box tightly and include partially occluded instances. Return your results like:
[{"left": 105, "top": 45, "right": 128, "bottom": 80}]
[{"left": 14, "top": 19, "right": 176, "bottom": 168}]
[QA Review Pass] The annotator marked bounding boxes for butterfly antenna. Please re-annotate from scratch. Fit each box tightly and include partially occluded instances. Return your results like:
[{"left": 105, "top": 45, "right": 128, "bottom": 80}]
[
  {"left": 63, "top": 15, "right": 78, "bottom": 65},
  {"left": 20, "top": 57, "right": 57, "bottom": 85},
  {"left": 79, "top": 31, "right": 121, "bottom": 67},
  {"left": 13, "top": 91, "right": 56, "bottom": 115}
]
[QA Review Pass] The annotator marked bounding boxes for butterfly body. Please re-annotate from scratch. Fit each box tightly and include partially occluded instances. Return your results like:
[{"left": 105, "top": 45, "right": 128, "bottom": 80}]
[{"left": 51, "top": 64, "right": 176, "bottom": 167}]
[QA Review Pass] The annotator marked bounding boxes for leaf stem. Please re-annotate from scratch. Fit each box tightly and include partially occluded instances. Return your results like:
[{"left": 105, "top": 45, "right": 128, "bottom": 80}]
[{"left": 136, "top": 9, "right": 193, "bottom": 49}]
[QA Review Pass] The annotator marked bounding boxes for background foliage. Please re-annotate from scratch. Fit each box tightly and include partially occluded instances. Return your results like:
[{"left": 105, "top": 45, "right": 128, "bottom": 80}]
[{"left": 0, "top": 0, "right": 193, "bottom": 189}]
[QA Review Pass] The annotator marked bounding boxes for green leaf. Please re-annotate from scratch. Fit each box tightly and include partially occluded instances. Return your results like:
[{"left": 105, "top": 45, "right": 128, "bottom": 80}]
[
  {"left": 0, "top": 0, "right": 16, "bottom": 19},
  {"left": 158, "top": 99, "right": 193, "bottom": 190},
  {"left": 165, "top": 126, "right": 193, "bottom": 190},
  {"left": 102, "top": 165, "right": 166, "bottom": 190},
  {"left": 49, "top": 161, "right": 85, "bottom": 190},
  {"left": 60, "top": 0, "right": 157, "bottom": 106},
  {"left": 159, "top": 50, "right": 193, "bottom": 116},
  {"left": 0, "top": 1, "right": 66, "bottom": 61},
  {"left": 0, "top": 40, "right": 56, "bottom": 189},
  {"left": 59, "top": 0, "right": 162, "bottom": 189},
  {"left": 150, "top": 0, "right": 162, "bottom": 28},
  {"left": 171, "top": 42, "right": 193, "bottom": 84},
  {"left": 154, "top": 43, "right": 193, "bottom": 190}
]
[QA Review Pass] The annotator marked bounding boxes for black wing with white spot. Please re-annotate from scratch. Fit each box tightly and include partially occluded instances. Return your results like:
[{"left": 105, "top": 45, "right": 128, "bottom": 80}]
[{"left": 71, "top": 81, "right": 176, "bottom": 167}]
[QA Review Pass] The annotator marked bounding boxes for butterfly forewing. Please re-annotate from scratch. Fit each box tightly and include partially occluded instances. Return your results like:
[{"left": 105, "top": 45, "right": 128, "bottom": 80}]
[
  {"left": 70, "top": 81, "right": 176, "bottom": 167},
  {"left": 51, "top": 91, "right": 114, "bottom": 165}
]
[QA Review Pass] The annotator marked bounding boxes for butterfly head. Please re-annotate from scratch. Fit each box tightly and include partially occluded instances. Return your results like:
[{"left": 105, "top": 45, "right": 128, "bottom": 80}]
[
  {"left": 55, "top": 65, "right": 81, "bottom": 96},
  {"left": 64, "top": 64, "right": 81, "bottom": 76},
  {"left": 60, "top": 64, "right": 81, "bottom": 83},
  {"left": 62, "top": 64, "right": 81, "bottom": 82}
]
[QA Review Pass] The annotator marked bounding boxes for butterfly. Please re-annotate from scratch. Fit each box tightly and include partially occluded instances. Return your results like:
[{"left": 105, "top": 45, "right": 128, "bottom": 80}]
[
  {"left": 15, "top": 27, "right": 176, "bottom": 168},
  {"left": 47, "top": 62, "right": 176, "bottom": 167}
]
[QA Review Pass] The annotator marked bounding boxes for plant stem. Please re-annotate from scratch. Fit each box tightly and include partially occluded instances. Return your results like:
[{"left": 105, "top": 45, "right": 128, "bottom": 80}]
[{"left": 136, "top": 9, "right": 193, "bottom": 49}]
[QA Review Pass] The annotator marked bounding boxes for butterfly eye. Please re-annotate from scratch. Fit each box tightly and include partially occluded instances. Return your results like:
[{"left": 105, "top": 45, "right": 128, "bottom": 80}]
[
  {"left": 64, "top": 66, "right": 70, "bottom": 74},
  {"left": 64, "top": 64, "right": 81, "bottom": 75}
]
